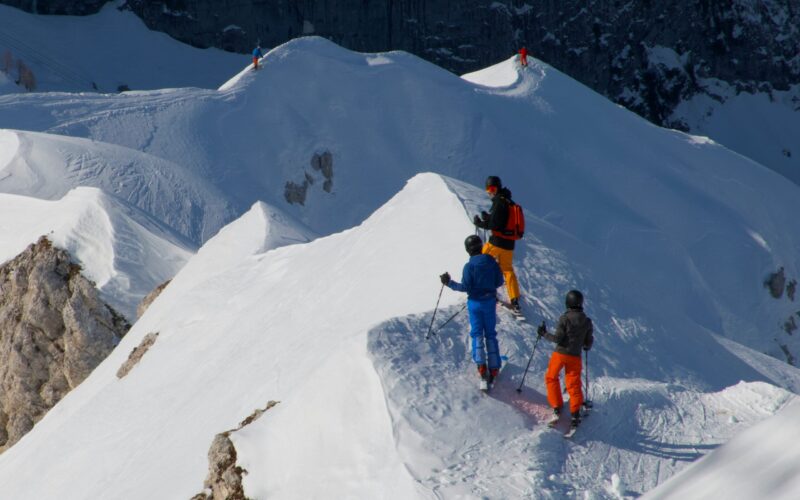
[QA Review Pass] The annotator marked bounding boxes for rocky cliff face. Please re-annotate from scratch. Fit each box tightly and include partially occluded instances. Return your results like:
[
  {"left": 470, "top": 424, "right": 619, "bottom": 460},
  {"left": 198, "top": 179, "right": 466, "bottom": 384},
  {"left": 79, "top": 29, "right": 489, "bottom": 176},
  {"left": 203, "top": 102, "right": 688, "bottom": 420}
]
[
  {"left": 0, "top": 237, "right": 130, "bottom": 452},
  {"left": 0, "top": 0, "right": 105, "bottom": 15}
]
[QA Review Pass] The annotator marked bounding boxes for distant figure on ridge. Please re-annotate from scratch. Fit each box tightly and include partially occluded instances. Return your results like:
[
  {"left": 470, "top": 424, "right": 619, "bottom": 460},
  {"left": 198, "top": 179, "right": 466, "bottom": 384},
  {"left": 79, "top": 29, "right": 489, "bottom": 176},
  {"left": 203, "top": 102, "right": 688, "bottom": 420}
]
[
  {"left": 519, "top": 47, "right": 528, "bottom": 67},
  {"left": 252, "top": 45, "right": 263, "bottom": 70},
  {"left": 440, "top": 235, "right": 504, "bottom": 391},
  {"left": 538, "top": 290, "right": 594, "bottom": 434},
  {"left": 473, "top": 176, "right": 525, "bottom": 316}
]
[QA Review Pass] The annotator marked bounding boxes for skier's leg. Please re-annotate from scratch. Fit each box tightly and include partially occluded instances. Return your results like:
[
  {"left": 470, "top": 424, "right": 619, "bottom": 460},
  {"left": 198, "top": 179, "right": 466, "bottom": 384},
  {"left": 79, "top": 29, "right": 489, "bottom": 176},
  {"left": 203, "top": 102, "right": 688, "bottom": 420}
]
[
  {"left": 481, "top": 299, "right": 501, "bottom": 370},
  {"left": 468, "top": 300, "right": 487, "bottom": 366},
  {"left": 545, "top": 353, "right": 566, "bottom": 409},
  {"left": 483, "top": 243, "right": 520, "bottom": 301},
  {"left": 564, "top": 355, "right": 584, "bottom": 414}
]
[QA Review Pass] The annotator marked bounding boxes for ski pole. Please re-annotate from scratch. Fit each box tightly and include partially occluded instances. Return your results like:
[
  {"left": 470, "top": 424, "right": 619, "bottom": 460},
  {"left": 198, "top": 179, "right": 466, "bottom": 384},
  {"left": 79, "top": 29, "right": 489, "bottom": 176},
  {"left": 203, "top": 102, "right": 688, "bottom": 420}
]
[
  {"left": 425, "top": 284, "right": 445, "bottom": 340},
  {"left": 516, "top": 321, "right": 545, "bottom": 393},
  {"left": 432, "top": 302, "right": 466, "bottom": 336},
  {"left": 583, "top": 349, "right": 593, "bottom": 408}
]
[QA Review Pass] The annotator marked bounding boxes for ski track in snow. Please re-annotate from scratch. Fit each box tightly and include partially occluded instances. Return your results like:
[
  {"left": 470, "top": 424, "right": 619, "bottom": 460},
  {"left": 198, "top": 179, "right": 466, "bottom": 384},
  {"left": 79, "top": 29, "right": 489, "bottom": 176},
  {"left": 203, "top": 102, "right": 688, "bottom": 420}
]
[{"left": 370, "top": 307, "right": 796, "bottom": 498}]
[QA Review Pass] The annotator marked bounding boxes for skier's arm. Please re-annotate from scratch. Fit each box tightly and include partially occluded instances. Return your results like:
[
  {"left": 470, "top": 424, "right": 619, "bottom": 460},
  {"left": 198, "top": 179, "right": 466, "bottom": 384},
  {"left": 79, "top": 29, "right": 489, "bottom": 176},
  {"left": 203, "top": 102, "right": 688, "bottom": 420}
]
[
  {"left": 447, "top": 263, "right": 472, "bottom": 293},
  {"left": 544, "top": 316, "right": 567, "bottom": 344}
]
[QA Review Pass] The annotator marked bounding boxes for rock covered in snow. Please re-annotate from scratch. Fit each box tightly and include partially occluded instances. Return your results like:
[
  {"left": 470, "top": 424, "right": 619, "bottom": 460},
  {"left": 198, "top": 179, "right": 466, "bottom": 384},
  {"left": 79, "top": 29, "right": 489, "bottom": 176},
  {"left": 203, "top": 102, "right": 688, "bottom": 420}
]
[{"left": 0, "top": 236, "right": 129, "bottom": 452}]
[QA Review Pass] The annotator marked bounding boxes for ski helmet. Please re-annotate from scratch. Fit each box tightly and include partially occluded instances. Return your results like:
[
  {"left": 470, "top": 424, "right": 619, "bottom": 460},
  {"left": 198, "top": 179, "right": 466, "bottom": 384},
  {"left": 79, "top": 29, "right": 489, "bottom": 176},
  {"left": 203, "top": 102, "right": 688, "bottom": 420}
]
[
  {"left": 565, "top": 290, "right": 584, "bottom": 309},
  {"left": 485, "top": 176, "right": 502, "bottom": 190},
  {"left": 464, "top": 234, "right": 483, "bottom": 256}
]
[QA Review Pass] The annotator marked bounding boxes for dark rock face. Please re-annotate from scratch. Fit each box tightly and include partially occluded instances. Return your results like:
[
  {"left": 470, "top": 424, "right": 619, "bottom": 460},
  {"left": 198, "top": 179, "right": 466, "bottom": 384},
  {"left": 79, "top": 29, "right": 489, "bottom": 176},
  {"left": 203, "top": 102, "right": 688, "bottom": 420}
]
[
  {"left": 0, "top": 0, "right": 105, "bottom": 15},
  {"left": 121, "top": 0, "right": 799, "bottom": 128}
]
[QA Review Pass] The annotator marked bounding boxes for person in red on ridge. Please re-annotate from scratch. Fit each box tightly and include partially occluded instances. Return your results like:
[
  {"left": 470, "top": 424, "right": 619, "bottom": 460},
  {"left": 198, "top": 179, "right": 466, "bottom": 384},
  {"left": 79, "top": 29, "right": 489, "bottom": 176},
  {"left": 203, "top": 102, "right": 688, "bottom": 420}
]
[{"left": 519, "top": 47, "right": 528, "bottom": 67}]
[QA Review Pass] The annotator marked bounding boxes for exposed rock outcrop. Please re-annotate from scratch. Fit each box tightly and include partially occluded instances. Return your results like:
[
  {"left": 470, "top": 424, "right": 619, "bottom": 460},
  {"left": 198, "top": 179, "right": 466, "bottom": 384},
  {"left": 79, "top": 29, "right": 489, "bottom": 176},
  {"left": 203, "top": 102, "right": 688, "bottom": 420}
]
[
  {"left": 193, "top": 401, "right": 279, "bottom": 500},
  {"left": 116, "top": 332, "right": 159, "bottom": 379},
  {"left": 0, "top": 0, "right": 105, "bottom": 15},
  {"left": 136, "top": 279, "right": 171, "bottom": 318},
  {"left": 0, "top": 236, "right": 130, "bottom": 452}
]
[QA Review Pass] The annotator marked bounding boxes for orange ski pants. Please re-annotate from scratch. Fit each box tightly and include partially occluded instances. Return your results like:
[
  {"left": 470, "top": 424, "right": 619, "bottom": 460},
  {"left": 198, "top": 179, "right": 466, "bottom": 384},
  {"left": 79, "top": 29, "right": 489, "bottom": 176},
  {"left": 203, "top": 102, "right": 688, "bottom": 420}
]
[
  {"left": 545, "top": 352, "right": 583, "bottom": 414},
  {"left": 482, "top": 242, "right": 520, "bottom": 301},
  {"left": 253, "top": 57, "right": 259, "bottom": 70}
]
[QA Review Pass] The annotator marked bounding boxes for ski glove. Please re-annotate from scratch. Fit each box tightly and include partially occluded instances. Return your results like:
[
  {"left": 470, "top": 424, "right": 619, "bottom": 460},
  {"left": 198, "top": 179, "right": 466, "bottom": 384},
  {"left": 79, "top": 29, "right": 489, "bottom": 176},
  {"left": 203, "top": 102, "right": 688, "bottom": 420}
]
[
  {"left": 537, "top": 323, "right": 547, "bottom": 337},
  {"left": 440, "top": 272, "right": 451, "bottom": 286},
  {"left": 473, "top": 214, "right": 483, "bottom": 226}
]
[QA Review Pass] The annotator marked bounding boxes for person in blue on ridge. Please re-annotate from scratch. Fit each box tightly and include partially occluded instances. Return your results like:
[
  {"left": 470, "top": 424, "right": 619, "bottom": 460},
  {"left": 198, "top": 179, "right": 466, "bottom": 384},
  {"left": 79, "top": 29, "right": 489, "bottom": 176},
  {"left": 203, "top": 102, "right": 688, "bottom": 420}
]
[{"left": 440, "top": 234, "right": 504, "bottom": 387}]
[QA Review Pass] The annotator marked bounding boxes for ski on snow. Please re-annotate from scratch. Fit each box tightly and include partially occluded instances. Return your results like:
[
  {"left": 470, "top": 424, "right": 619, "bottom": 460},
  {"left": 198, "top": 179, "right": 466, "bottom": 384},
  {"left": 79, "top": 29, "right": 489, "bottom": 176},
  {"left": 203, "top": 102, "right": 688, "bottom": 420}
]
[
  {"left": 479, "top": 355, "right": 508, "bottom": 393},
  {"left": 548, "top": 402, "right": 593, "bottom": 438},
  {"left": 498, "top": 300, "right": 527, "bottom": 322}
]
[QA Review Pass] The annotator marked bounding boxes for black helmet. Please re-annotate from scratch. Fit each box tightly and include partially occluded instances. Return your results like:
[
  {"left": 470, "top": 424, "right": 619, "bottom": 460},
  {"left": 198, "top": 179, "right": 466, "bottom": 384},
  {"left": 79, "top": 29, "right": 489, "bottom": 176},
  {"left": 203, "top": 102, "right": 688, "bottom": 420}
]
[
  {"left": 464, "top": 234, "right": 483, "bottom": 256},
  {"left": 565, "top": 290, "right": 584, "bottom": 309},
  {"left": 485, "top": 176, "right": 502, "bottom": 190}
]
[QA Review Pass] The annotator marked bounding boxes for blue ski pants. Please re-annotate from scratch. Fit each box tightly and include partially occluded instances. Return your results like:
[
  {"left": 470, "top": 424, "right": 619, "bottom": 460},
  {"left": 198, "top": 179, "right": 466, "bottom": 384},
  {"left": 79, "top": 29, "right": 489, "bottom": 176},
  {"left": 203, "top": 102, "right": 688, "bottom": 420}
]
[{"left": 468, "top": 298, "right": 501, "bottom": 370}]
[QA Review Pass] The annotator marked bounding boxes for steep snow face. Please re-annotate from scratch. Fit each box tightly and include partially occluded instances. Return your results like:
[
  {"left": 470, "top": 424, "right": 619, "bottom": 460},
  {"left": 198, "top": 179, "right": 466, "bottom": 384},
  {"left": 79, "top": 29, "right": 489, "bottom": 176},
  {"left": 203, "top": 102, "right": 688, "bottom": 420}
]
[
  {"left": 0, "top": 173, "right": 473, "bottom": 499},
  {"left": 0, "top": 187, "right": 192, "bottom": 320},
  {"left": 0, "top": 174, "right": 797, "bottom": 499},
  {"left": 644, "top": 399, "right": 800, "bottom": 500},
  {"left": 671, "top": 82, "right": 800, "bottom": 187},
  {"left": 0, "top": 3, "right": 244, "bottom": 94},
  {"left": 0, "top": 129, "right": 236, "bottom": 244}
]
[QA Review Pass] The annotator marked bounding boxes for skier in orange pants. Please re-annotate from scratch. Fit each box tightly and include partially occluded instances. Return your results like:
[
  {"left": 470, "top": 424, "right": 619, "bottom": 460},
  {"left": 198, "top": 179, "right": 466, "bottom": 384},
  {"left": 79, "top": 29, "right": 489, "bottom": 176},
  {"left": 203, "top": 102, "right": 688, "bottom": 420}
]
[{"left": 538, "top": 290, "right": 594, "bottom": 431}]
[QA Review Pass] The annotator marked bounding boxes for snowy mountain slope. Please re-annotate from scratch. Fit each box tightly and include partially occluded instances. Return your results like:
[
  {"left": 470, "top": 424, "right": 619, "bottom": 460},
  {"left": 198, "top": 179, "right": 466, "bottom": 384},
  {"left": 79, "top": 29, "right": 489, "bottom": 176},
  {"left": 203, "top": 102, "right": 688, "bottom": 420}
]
[
  {"left": 0, "top": 38, "right": 799, "bottom": 497},
  {"left": 0, "top": 174, "right": 473, "bottom": 499},
  {"left": 0, "top": 187, "right": 192, "bottom": 320},
  {"left": 644, "top": 399, "right": 800, "bottom": 500},
  {"left": 0, "top": 129, "right": 237, "bottom": 244},
  {"left": 0, "top": 3, "right": 244, "bottom": 93},
  {"left": 0, "top": 36, "right": 799, "bottom": 365},
  {"left": 671, "top": 82, "right": 800, "bottom": 188},
  {"left": 0, "top": 174, "right": 797, "bottom": 499}
]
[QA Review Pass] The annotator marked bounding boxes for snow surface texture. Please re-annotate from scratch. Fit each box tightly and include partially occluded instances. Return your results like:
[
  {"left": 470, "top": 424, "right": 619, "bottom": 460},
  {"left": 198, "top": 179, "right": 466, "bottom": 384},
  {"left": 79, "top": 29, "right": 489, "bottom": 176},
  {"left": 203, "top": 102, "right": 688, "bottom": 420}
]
[
  {"left": 671, "top": 80, "right": 800, "bottom": 188},
  {"left": 0, "top": 3, "right": 244, "bottom": 93},
  {"left": 0, "top": 174, "right": 797, "bottom": 499},
  {"left": 645, "top": 399, "right": 800, "bottom": 500},
  {"left": 0, "top": 37, "right": 799, "bottom": 498}
]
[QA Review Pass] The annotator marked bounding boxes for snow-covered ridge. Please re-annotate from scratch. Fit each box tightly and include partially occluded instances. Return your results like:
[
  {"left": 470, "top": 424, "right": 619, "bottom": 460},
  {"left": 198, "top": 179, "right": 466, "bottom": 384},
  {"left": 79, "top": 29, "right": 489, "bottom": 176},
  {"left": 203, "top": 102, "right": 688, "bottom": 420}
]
[
  {"left": 0, "top": 129, "right": 235, "bottom": 244},
  {"left": 0, "top": 187, "right": 192, "bottom": 320},
  {"left": 1, "top": 173, "right": 797, "bottom": 498}
]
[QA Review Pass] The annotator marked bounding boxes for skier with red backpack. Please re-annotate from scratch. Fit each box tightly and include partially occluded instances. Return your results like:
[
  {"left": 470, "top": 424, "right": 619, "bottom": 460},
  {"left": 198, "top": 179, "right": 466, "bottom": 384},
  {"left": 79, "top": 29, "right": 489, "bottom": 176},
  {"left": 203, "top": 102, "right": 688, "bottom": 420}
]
[{"left": 473, "top": 176, "right": 525, "bottom": 316}]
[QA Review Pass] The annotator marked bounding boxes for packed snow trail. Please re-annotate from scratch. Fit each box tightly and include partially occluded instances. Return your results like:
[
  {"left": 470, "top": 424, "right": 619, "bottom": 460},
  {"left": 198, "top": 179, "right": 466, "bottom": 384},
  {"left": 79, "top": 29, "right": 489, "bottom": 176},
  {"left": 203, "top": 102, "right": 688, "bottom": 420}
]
[{"left": 369, "top": 304, "right": 798, "bottom": 498}]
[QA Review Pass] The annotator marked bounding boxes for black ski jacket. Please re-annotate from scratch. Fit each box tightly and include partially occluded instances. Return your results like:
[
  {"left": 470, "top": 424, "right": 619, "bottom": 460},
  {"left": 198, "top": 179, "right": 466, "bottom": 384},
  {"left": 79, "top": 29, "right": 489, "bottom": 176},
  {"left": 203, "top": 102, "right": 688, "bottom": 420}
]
[
  {"left": 476, "top": 187, "right": 515, "bottom": 250},
  {"left": 543, "top": 307, "right": 594, "bottom": 357}
]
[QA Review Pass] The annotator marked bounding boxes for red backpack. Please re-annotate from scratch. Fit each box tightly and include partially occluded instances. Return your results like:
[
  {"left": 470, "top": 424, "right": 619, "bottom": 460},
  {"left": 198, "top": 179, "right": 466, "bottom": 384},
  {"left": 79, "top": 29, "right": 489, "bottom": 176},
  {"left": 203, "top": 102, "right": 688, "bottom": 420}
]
[{"left": 493, "top": 201, "right": 525, "bottom": 240}]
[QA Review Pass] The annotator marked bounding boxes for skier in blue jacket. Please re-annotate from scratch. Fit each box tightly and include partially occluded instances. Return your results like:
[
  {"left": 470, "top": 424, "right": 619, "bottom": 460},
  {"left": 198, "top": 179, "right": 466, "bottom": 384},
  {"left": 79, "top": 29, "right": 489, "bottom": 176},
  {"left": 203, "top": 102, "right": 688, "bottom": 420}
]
[
  {"left": 252, "top": 46, "right": 263, "bottom": 70},
  {"left": 440, "top": 234, "right": 505, "bottom": 386}
]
